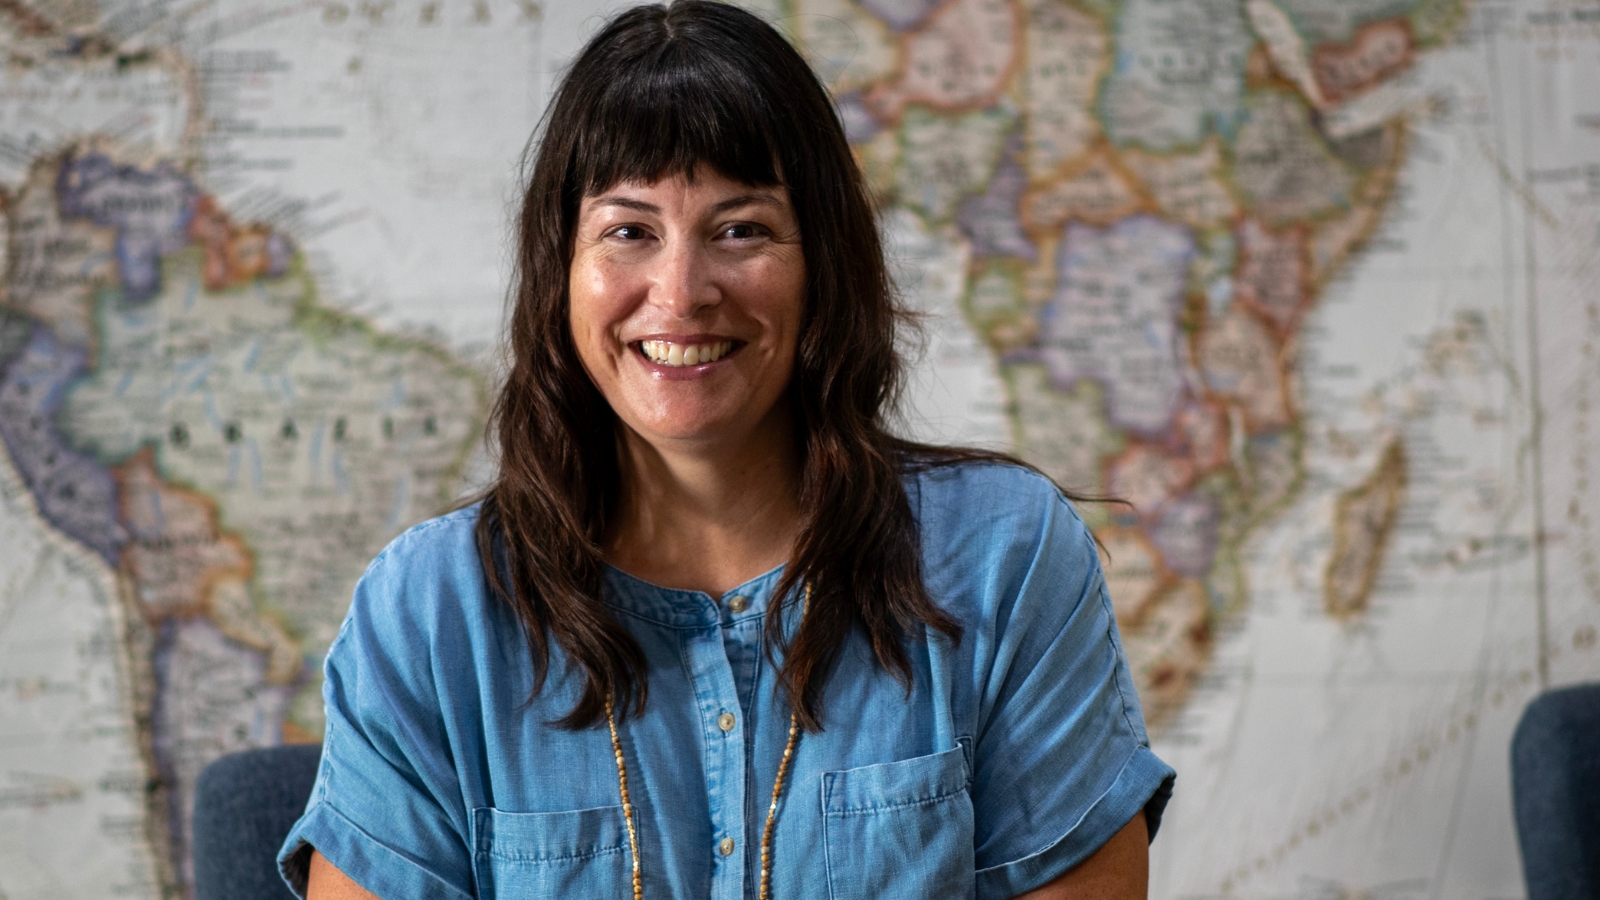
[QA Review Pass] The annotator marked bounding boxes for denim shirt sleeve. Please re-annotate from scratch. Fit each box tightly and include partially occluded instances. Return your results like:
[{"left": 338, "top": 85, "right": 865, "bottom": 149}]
[
  {"left": 277, "top": 530, "right": 476, "bottom": 900},
  {"left": 935, "top": 467, "right": 1176, "bottom": 900}
]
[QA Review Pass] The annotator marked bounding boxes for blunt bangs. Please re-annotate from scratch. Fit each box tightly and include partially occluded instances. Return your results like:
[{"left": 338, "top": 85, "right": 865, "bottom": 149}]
[{"left": 563, "top": 11, "right": 792, "bottom": 199}]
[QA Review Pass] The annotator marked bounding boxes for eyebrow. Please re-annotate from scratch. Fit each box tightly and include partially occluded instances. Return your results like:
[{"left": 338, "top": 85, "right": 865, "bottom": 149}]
[{"left": 590, "top": 193, "right": 786, "bottom": 215}]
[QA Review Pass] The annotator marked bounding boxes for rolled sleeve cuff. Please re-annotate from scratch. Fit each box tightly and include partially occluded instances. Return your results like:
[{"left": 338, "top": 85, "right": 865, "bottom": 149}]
[
  {"left": 974, "top": 746, "right": 1176, "bottom": 900},
  {"left": 277, "top": 801, "right": 474, "bottom": 900}
]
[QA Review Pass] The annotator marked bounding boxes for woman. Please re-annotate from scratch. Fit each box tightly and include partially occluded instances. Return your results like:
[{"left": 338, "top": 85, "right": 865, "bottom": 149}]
[{"left": 279, "top": 3, "right": 1174, "bottom": 898}]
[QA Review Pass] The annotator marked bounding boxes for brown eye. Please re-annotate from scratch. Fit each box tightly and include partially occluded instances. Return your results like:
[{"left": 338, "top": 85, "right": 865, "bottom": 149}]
[
  {"left": 613, "top": 225, "right": 647, "bottom": 240},
  {"left": 722, "top": 223, "right": 761, "bottom": 240}
]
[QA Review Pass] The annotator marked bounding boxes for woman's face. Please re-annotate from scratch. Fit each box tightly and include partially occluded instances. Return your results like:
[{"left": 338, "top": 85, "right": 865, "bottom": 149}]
[{"left": 569, "top": 168, "right": 805, "bottom": 452}]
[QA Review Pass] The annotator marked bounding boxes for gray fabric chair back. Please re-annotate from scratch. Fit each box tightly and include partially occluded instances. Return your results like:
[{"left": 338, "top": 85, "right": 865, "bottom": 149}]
[
  {"left": 193, "top": 744, "right": 322, "bottom": 900},
  {"left": 1512, "top": 682, "right": 1600, "bottom": 900}
]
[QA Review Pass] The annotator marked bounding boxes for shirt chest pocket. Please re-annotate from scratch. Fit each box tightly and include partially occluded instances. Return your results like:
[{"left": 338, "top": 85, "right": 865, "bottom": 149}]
[
  {"left": 821, "top": 745, "right": 975, "bottom": 900},
  {"left": 470, "top": 805, "right": 633, "bottom": 899}
]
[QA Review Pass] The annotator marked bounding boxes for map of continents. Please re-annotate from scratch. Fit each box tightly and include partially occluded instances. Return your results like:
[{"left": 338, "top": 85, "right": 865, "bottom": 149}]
[{"left": 2, "top": 0, "right": 1598, "bottom": 898}]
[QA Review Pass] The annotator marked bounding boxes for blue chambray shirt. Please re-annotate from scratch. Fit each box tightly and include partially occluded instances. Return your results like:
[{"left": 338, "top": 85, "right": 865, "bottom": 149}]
[{"left": 278, "top": 463, "right": 1175, "bottom": 900}]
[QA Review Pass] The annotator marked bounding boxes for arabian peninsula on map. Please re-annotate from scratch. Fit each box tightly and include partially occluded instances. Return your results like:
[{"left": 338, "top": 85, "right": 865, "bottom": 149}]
[{"left": 1, "top": 0, "right": 1597, "bottom": 897}]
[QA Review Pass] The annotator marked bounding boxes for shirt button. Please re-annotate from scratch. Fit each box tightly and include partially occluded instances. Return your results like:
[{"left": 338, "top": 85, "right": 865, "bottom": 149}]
[
  {"left": 718, "top": 712, "right": 736, "bottom": 732},
  {"left": 728, "top": 594, "right": 749, "bottom": 613},
  {"left": 719, "top": 837, "right": 736, "bottom": 856}
]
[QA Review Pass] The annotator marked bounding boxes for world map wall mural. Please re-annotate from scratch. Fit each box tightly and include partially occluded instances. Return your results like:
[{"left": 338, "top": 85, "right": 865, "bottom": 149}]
[{"left": 1, "top": 0, "right": 1597, "bottom": 896}]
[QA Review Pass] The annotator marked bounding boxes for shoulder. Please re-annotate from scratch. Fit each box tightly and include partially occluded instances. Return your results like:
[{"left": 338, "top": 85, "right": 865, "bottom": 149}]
[
  {"left": 907, "top": 459, "right": 1102, "bottom": 622},
  {"left": 909, "top": 458, "right": 1073, "bottom": 515},
  {"left": 908, "top": 459, "right": 1090, "bottom": 555},
  {"left": 333, "top": 502, "right": 500, "bottom": 670},
  {"left": 363, "top": 502, "right": 484, "bottom": 583}
]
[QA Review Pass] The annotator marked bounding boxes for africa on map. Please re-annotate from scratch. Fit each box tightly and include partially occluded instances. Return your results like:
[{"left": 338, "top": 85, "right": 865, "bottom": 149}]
[{"left": 1, "top": 0, "right": 1597, "bottom": 897}]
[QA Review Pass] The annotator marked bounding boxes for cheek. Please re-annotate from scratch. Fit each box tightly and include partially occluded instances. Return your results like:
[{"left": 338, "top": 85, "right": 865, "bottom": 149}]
[
  {"left": 568, "top": 263, "right": 631, "bottom": 358},
  {"left": 729, "top": 255, "right": 805, "bottom": 330}
]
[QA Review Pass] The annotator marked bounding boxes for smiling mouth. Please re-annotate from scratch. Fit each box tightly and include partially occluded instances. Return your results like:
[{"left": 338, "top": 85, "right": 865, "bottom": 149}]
[{"left": 637, "top": 339, "right": 738, "bottom": 367}]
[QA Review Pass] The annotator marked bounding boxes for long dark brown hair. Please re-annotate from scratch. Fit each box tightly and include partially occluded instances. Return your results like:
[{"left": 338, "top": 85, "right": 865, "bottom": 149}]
[{"left": 477, "top": 0, "right": 1037, "bottom": 732}]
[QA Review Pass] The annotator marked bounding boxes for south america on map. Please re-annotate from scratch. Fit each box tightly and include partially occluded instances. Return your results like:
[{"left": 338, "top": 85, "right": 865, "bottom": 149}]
[{"left": 2, "top": 0, "right": 1597, "bottom": 897}]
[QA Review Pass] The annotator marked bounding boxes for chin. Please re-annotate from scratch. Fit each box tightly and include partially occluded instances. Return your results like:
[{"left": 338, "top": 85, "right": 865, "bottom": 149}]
[{"left": 626, "top": 408, "right": 742, "bottom": 445}]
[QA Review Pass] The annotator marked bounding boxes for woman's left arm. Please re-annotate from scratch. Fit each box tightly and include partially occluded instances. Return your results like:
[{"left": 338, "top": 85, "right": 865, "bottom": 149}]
[
  {"left": 1009, "top": 814, "right": 1149, "bottom": 900},
  {"left": 927, "top": 467, "right": 1173, "bottom": 900}
]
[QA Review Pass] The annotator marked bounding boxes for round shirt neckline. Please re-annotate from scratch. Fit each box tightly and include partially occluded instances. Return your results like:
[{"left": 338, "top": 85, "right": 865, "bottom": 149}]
[{"left": 601, "top": 561, "right": 788, "bottom": 629}]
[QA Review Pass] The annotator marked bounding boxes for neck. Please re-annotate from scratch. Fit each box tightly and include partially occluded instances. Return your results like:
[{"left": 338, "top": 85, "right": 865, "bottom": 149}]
[{"left": 606, "top": 402, "right": 803, "bottom": 596}]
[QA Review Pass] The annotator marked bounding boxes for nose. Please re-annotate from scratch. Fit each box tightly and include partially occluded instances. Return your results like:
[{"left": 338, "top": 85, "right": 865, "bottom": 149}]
[{"left": 647, "top": 236, "right": 719, "bottom": 318}]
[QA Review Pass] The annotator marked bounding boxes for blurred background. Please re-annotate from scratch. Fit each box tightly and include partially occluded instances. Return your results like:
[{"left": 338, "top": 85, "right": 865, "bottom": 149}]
[{"left": 1, "top": 0, "right": 1596, "bottom": 896}]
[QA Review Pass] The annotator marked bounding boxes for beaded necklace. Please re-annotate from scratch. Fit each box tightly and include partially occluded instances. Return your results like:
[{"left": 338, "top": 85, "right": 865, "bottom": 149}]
[{"left": 605, "top": 583, "right": 810, "bottom": 900}]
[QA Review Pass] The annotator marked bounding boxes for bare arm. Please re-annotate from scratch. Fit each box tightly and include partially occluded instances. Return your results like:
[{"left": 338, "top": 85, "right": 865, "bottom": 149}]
[
  {"left": 1009, "top": 813, "right": 1149, "bottom": 900},
  {"left": 307, "top": 850, "right": 381, "bottom": 900}
]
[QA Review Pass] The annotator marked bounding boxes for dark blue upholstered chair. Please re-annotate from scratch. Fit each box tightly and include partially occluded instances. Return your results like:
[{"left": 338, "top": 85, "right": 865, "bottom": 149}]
[
  {"left": 1512, "top": 682, "right": 1600, "bottom": 900},
  {"left": 192, "top": 744, "right": 322, "bottom": 900}
]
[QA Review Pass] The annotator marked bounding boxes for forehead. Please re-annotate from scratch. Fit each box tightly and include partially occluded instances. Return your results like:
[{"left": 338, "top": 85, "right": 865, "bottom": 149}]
[{"left": 580, "top": 169, "right": 792, "bottom": 216}]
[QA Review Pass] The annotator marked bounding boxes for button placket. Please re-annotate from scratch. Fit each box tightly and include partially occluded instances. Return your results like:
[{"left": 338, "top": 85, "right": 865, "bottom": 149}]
[{"left": 683, "top": 622, "right": 747, "bottom": 900}]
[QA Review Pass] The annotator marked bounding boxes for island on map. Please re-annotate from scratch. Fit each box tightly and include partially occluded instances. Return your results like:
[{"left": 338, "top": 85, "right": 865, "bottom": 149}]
[{"left": 1324, "top": 437, "right": 1408, "bottom": 618}]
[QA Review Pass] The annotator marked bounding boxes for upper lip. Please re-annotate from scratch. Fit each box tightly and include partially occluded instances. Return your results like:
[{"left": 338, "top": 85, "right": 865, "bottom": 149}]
[{"left": 630, "top": 333, "right": 741, "bottom": 345}]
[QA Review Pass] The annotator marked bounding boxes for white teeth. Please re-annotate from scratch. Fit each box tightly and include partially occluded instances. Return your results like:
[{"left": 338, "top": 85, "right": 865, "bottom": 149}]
[{"left": 641, "top": 340, "right": 733, "bottom": 367}]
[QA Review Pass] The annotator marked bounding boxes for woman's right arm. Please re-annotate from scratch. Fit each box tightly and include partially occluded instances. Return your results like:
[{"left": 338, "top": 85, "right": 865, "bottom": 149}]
[
  {"left": 279, "top": 523, "right": 480, "bottom": 899},
  {"left": 308, "top": 850, "right": 381, "bottom": 900}
]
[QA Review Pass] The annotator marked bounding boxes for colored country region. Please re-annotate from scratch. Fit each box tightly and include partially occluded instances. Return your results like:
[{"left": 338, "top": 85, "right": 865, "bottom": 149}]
[
  {"left": 1150, "top": 491, "right": 1221, "bottom": 577},
  {"left": 1108, "top": 442, "right": 1194, "bottom": 514},
  {"left": 1235, "top": 218, "right": 1308, "bottom": 335},
  {"left": 115, "top": 447, "right": 253, "bottom": 619},
  {"left": 1018, "top": 0, "right": 1108, "bottom": 180},
  {"left": 116, "top": 445, "right": 299, "bottom": 685},
  {"left": 1120, "top": 139, "right": 1239, "bottom": 230},
  {"left": 1174, "top": 400, "right": 1231, "bottom": 473},
  {"left": 836, "top": 93, "right": 884, "bottom": 144},
  {"left": 0, "top": 326, "right": 126, "bottom": 563},
  {"left": 1021, "top": 151, "right": 1145, "bottom": 232},
  {"left": 789, "top": 0, "right": 899, "bottom": 95},
  {"left": 1238, "top": 427, "right": 1302, "bottom": 518},
  {"left": 1229, "top": 90, "right": 1355, "bottom": 223},
  {"left": 1311, "top": 18, "right": 1416, "bottom": 105},
  {"left": 2, "top": 155, "right": 118, "bottom": 350},
  {"left": 957, "top": 131, "right": 1037, "bottom": 261},
  {"left": 1099, "top": 0, "right": 1253, "bottom": 151},
  {"left": 149, "top": 615, "right": 296, "bottom": 889},
  {"left": 189, "top": 196, "right": 293, "bottom": 293},
  {"left": 1195, "top": 303, "right": 1293, "bottom": 433},
  {"left": 895, "top": 104, "right": 1014, "bottom": 223},
  {"left": 56, "top": 152, "right": 196, "bottom": 305},
  {"left": 1307, "top": 128, "right": 1404, "bottom": 283},
  {"left": 864, "top": 0, "right": 1019, "bottom": 121},
  {"left": 857, "top": 0, "right": 941, "bottom": 31},
  {"left": 1116, "top": 578, "right": 1211, "bottom": 725},
  {"left": 1036, "top": 216, "right": 1194, "bottom": 435},
  {"left": 1007, "top": 366, "right": 1122, "bottom": 493}
]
